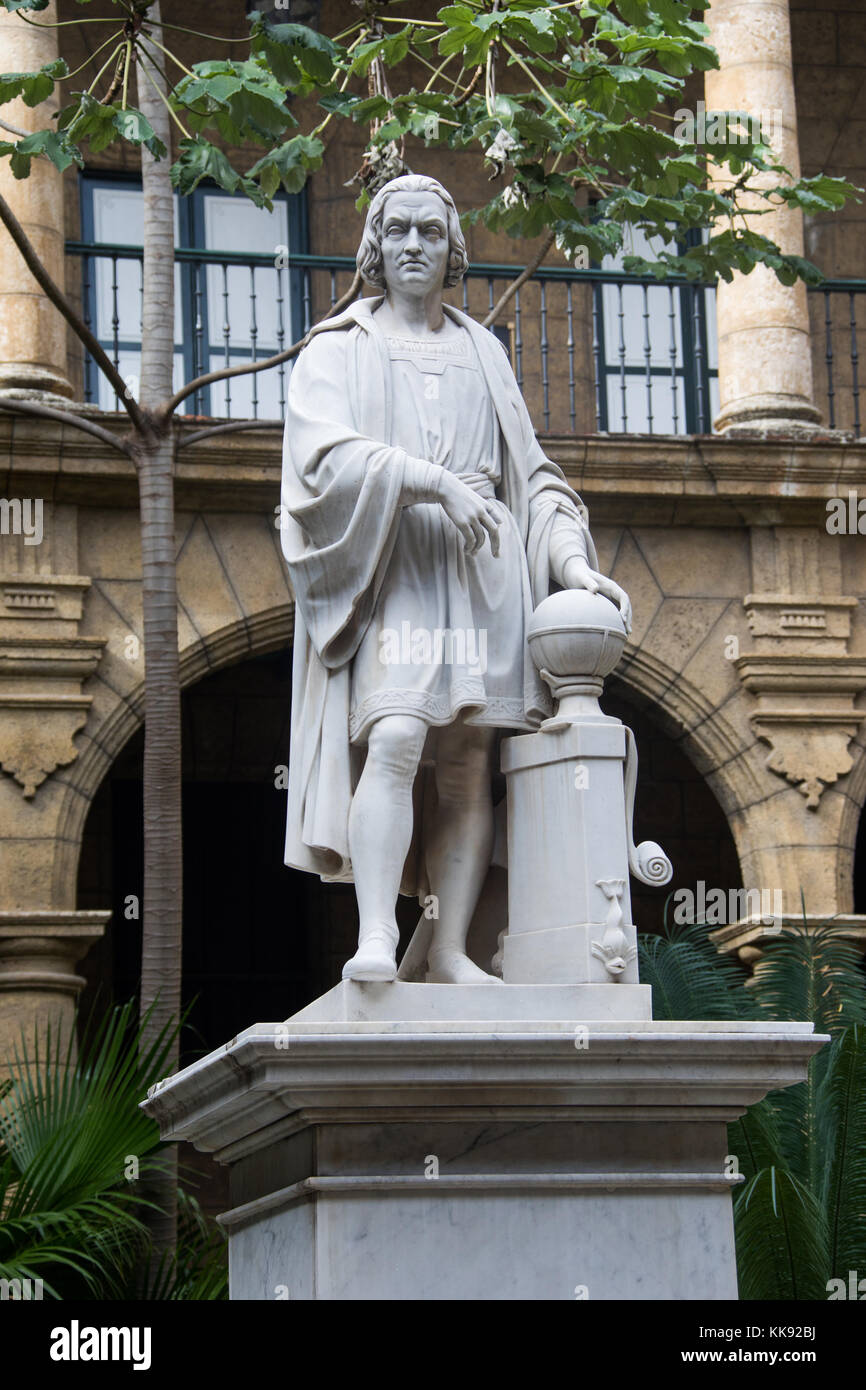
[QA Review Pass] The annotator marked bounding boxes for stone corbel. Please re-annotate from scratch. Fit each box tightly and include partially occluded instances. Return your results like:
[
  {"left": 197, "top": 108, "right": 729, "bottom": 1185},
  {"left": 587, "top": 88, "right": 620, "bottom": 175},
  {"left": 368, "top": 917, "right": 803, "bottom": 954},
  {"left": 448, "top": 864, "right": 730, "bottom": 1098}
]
[
  {"left": 0, "top": 575, "right": 105, "bottom": 797},
  {"left": 736, "top": 593, "right": 866, "bottom": 808}
]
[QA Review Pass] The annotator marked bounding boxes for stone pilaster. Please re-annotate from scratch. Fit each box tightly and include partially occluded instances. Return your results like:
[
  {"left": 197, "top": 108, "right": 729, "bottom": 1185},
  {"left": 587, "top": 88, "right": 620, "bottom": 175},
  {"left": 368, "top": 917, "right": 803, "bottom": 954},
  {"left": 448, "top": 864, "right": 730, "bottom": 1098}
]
[
  {"left": 705, "top": 0, "right": 821, "bottom": 435},
  {"left": 0, "top": 1, "right": 73, "bottom": 403},
  {"left": 735, "top": 527, "right": 866, "bottom": 808},
  {"left": 712, "top": 525, "right": 866, "bottom": 963}
]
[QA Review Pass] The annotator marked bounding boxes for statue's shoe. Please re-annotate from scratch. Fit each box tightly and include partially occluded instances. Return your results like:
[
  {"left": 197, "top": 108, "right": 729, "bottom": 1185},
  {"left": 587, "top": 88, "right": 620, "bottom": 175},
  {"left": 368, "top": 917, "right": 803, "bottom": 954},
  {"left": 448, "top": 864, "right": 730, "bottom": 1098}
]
[
  {"left": 342, "top": 925, "right": 398, "bottom": 982},
  {"left": 425, "top": 949, "right": 504, "bottom": 985}
]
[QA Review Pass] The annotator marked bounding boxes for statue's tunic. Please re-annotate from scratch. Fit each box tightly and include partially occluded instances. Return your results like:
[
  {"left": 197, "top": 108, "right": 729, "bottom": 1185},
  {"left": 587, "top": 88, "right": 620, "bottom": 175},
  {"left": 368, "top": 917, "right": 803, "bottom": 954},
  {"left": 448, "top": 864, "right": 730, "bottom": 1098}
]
[
  {"left": 280, "top": 296, "right": 597, "bottom": 892},
  {"left": 349, "top": 324, "right": 542, "bottom": 742}
]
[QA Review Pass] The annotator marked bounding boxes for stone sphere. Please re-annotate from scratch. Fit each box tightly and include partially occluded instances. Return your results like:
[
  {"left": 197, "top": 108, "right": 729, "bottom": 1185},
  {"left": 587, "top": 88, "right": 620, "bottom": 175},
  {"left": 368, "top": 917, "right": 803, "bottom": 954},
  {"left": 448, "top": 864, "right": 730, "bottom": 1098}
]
[{"left": 527, "top": 588, "right": 627, "bottom": 681}]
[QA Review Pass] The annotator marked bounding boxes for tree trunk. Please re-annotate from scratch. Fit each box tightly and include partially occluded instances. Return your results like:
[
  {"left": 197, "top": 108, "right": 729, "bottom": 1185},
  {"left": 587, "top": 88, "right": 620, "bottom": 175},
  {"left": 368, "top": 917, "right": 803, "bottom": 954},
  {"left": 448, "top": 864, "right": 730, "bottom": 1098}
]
[
  {"left": 138, "top": 1, "right": 175, "bottom": 406},
  {"left": 135, "top": 0, "right": 181, "bottom": 1265}
]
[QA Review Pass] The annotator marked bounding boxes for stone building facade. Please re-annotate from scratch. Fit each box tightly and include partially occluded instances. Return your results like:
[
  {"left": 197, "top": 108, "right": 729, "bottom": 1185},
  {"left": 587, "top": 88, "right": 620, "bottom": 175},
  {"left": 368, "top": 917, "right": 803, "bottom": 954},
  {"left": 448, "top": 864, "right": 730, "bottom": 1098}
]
[{"left": 1, "top": 0, "right": 866, "bottom": 1064}]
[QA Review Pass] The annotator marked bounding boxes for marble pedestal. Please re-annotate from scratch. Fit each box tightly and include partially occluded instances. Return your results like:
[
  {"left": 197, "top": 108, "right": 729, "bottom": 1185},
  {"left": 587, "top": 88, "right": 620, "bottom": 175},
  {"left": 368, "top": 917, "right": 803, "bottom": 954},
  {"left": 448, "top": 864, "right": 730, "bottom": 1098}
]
[{"left": 142, "top": 997, "right": 824, "bottom": 1301}]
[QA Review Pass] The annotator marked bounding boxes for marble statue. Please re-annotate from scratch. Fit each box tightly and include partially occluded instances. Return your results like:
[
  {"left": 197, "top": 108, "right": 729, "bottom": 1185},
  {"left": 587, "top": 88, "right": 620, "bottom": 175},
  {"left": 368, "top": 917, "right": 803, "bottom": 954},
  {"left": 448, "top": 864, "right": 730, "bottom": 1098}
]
[{"left": 279, "top": 175, "right": 631, "bottom": 985}]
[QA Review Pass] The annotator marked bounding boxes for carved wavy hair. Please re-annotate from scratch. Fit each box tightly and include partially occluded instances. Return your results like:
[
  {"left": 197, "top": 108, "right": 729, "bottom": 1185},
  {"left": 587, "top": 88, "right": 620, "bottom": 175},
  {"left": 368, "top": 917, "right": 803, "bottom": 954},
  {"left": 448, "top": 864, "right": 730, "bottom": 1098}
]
[{"left": 356, "top": 175, "right": 469, "bottom": 290}]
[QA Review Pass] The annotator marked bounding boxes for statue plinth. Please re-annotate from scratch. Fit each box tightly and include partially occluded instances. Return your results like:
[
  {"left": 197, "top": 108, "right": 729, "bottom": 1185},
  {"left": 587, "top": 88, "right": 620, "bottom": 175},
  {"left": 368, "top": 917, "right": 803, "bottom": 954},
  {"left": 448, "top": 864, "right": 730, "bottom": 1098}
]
[{"left": 142, "top": 1017, "right": 825, "bottom": 1301}]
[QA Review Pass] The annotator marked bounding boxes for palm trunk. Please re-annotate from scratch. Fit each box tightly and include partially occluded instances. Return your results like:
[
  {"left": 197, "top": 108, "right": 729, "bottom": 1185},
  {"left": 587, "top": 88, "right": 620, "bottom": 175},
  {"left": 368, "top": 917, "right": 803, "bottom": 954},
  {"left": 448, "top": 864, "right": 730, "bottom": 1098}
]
[
  {"left": 136, "top": 435, "right": 181, "bottom": 1063},
  {"left": 135, "top": 0, "right": 181, "bottom": 1263}
]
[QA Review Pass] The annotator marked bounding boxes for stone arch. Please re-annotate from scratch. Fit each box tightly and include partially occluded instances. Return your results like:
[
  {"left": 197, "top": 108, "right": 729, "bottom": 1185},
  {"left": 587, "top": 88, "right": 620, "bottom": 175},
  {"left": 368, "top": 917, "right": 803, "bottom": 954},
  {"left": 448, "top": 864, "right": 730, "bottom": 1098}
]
[
  {"left": 614, "top": 643, "right": 765, "bottom": 825},
  {"left": 54, "top": 603, "right": 295, "bottom": 903}
]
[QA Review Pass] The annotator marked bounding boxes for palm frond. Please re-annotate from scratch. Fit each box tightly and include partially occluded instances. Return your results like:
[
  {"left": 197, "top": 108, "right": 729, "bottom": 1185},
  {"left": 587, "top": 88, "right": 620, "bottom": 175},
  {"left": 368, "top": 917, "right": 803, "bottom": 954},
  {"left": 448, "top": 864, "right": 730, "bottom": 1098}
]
[
  {"left": 750, "top": 921, "right": 866, "bottom": 1037},
  {"left": 818, "top": 1023, "right": 866, "bottom": 1279},
  {"left": 0, "top": 999, "right": 183, "bottom": 1298},
  {"left": 638, "top": 921, "right": 755, "bottom": 1021},
  {"left": 119, "top": 1191, "right": 228, "bottom": 1300},
  {"left": 0, "top": 999, "right": 178, "bottom": 1218},
  {"left": 727, "top": 1098, "right": 783, "bottom": 1184},
  {"left": 734, "top": 1167, "right": 829, "bottom": 1300}
]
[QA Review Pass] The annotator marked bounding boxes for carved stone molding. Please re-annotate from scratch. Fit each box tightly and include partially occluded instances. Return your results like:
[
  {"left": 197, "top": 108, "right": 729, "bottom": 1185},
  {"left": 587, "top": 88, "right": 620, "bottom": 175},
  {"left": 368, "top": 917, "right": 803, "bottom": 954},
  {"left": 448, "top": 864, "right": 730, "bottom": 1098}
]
[
  {"left": 0, "top": 911, "right": 110, "bottom": 996},
  {"left": 736, "top": 535, "right": 866, "bottom": 807},
  {"left": 0, "top": 911, "right": 110, "bottom": 1059},
  {"left": 743, "top": 592, "right": 856, "bottom": 654},
  {"left": 0, "top": 573, "right": 105, "bottom": 797},
  {"left": 736, "top": 650, "right": 866, "bottom": 808},
  {"left": 711, "top": 914, "right": 866, "bottom": 963}
]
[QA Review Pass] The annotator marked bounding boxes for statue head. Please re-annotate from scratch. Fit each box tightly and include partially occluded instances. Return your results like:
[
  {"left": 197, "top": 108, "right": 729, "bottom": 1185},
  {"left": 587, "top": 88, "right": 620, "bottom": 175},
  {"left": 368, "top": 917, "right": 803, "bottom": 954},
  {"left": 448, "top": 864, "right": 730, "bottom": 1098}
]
[{"left": 356, "top": 175, "right": 469, "bottom": 292}]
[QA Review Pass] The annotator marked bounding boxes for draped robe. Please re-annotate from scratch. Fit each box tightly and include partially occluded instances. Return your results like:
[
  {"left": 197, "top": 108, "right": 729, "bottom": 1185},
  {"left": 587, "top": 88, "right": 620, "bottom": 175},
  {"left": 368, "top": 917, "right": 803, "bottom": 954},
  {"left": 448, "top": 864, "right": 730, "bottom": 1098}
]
[{"left": 279, "top": 295, "right": 598, "bottom": 896}]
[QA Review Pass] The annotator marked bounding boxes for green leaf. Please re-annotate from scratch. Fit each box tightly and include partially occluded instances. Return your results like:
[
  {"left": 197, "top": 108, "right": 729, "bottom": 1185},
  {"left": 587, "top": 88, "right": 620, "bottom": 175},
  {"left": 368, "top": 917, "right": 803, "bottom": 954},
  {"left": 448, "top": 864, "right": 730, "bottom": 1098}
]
[
  {"left": 0, "top": 998, "right": 226, "bottom": 1300},
  {"left": 728, "top": 1101, "right": 783, "bottom": 1186},
  {"left": 0, "top": 59, "right": 68, "bottom": 108},
  {"left": 249, "top": 13, "right": 338, "bottom": 86},
  {"left": 779, "top": 173, "right": 862, "bottom": 215},
  {"left": 248, "top": 133, "right": 324, "bottom": 196},
  {"left": 348, "top": 94, "right": 390, "bottom": 124},
  {"left": 638, "top": 921, "right": 753, "bottom": 1021},
  {"left": 2, "top": 0, "right": 50, "bottom": 11},
  {"left": 174, "top": 60, "right": 295, "bottom": 145},
  {"left": 171, "top": 137, "right": 244, "bottom": 197},
  {"left": 615, "top": 0, "right": 651, "bottom": 22},
  {"left": 0, "top": 127, "right": 83, "bottom": 178},
  {"left": 751, "top": 922, "right": 866, "bottom": 1037},
  {"left": 110, "top": 106, "right": 167, "bottom": 160},
  {"left": 382, "top": 27, "right": 412, "bottom": 66},
  {"left": 818, "top": 1025, "right": 866, "bottom": 1279},
  {"left": 734, "top": 1168, "right": 829, "bottom": 1300}
]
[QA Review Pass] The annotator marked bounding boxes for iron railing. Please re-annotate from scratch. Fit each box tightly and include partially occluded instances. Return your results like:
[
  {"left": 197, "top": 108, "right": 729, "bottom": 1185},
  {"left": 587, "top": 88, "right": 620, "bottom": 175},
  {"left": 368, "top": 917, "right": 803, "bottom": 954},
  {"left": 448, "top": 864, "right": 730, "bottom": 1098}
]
[
  {"left": 811, "top": 279, "right": 864, "bottom": 435},
  {"left": 65, "top": 239, "right": 866, "bottom": 436}
]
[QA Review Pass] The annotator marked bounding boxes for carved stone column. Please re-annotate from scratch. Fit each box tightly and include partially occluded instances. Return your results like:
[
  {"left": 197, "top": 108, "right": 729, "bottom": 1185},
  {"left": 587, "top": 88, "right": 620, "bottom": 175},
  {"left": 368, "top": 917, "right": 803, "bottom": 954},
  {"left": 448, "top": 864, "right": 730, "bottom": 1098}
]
[
  {"left": 705, "top": 0, "right": 821, "bottom": 435},
  {"left": 0, "top": 911, "right": 109, "bottom": 1063},
  {"left": 0, "top": 1, "right": 74, "bottom": 403}
]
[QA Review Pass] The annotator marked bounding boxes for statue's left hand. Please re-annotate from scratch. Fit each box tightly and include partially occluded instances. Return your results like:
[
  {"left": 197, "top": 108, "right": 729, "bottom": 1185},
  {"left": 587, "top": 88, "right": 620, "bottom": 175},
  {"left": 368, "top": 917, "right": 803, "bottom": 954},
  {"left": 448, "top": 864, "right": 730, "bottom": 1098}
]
[{"left": 561, "top": 556, "right": 633, "bottom": 636}]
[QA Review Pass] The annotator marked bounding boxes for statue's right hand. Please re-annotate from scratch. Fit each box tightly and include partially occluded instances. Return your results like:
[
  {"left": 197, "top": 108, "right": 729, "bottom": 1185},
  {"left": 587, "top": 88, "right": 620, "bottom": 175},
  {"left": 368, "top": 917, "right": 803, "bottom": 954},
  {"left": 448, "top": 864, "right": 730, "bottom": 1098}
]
[{"left": 437, "top": 474, "right": 501, "bottom": 557}]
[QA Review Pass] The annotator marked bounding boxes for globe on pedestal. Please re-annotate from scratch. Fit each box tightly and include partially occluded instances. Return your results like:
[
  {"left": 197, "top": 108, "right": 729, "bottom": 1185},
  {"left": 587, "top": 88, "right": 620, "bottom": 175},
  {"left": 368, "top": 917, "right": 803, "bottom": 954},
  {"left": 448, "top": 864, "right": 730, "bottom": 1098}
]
[{"left": 527, "top": 589, "right": 627, "bottom": 709}]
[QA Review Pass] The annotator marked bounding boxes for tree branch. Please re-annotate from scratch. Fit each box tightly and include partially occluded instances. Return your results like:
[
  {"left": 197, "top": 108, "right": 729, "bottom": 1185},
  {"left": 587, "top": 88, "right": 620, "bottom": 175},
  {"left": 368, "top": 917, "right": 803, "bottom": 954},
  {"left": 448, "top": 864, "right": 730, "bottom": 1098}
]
[
  {"left": 482, "top": 230, "right": 556, "bottom": 327},
  {"left": 0, "top": 397, "right": 134, "bottom": 454},
  {"left": 176, "top": 419, "right": 279, "bottom": 450},
  {"left": 453, "top": 66, "right": 482, "bottom": 108},
  {"left": 156, "top": 270, "right": 363, "bottom": 424},
  {"left": 0, "top": 115, "right": 28, "bottom": 138},
  {"left": 0, "top": 188, "right": 148, "bottom": 434}
]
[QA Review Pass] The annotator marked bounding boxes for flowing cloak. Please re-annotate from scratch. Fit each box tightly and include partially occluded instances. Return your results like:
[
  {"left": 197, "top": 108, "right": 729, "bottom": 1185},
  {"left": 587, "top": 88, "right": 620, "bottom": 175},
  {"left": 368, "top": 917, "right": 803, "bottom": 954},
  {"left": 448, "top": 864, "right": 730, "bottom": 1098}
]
[{"left": 279, "top": 295, "right": 598, "bottom": 894}]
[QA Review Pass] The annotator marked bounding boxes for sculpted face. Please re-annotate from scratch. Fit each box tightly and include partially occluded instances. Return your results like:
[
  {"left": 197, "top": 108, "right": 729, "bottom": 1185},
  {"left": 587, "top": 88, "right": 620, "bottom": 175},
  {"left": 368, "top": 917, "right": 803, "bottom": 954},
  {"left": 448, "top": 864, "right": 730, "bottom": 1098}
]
[{"left": 379, "top": 192, "right": 450, "bottom": 297}]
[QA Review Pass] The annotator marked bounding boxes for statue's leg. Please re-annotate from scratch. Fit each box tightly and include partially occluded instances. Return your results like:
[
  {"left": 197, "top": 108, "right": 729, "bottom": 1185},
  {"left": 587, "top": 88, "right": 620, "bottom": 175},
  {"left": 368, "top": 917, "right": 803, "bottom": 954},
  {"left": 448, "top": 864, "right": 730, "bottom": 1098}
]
[
  {"left": 343, "top": 712, "right": 428, "bottom": 982},
  {"left": 426, "top": 718, "right": 502, "bottom": 985}
]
